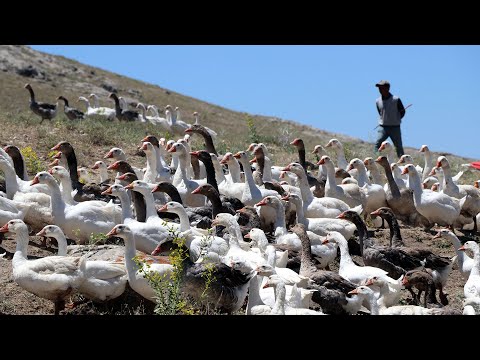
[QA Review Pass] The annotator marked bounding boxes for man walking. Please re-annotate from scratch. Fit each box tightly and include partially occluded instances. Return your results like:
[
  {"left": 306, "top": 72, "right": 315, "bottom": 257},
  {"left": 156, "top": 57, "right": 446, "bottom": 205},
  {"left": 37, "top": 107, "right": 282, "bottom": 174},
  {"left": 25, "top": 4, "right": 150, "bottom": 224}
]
[{"left": 374, "top": 80, "right": 407, "bottom": 158}]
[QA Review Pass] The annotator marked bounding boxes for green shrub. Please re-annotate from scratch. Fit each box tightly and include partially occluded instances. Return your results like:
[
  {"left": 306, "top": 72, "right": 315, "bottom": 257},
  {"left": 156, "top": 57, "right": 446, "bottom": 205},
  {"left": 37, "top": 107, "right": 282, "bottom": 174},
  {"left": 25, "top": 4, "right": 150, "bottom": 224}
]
[{"left": 20, "top": 146, "right": 44, "bottom": 176}]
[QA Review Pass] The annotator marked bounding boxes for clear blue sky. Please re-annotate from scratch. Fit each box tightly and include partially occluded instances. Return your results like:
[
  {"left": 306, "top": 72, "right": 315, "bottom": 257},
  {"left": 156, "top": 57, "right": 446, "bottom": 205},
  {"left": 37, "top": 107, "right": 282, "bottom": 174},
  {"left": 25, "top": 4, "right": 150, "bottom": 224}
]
[{"left": 30, "top": 45, "right": 480, "bottom": 160}]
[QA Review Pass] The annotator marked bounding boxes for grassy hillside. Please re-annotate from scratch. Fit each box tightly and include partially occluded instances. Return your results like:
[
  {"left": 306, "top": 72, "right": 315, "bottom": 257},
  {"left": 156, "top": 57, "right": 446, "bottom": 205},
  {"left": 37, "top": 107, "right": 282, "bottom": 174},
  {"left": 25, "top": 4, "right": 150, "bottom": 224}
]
[{"left": 0, "top": 45, "right": 476, "bottom": 184}]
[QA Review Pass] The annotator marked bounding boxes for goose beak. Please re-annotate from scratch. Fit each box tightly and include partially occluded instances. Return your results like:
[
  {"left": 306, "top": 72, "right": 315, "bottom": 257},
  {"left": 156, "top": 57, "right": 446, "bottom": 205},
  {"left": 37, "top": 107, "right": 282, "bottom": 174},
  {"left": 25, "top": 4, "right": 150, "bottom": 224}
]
[
  {"left": 458, "top": 245, "right": 466, "bottom": 251},
  {"left": 51, "top": 143, "right": 61, "bottom": 151},
  {"left": 124, "top": 183, "right": 134, "bottom": 190},
  {"left": 106, "top": 228, "right": 118, "bottom": 237},
  {"left": 101, "top": 187, "right": 113, "bottom": 196},
  {"left": 0, "top": 223, "right": 9, "bottom": 233},
  {"left": 30, "top": 176, "right": 40, "bottom": 186},
  {"left": 104, "top": 151, "right": 113, "bottom": 159},
  {"left": 36, "top": 228, "right": 47, "bottom": 237},
  {"left": 157, "top": 204, "right": 168, "bottom": 212},
  {"left": 348, "top": 289, "right": 359, "bottom": 295}
]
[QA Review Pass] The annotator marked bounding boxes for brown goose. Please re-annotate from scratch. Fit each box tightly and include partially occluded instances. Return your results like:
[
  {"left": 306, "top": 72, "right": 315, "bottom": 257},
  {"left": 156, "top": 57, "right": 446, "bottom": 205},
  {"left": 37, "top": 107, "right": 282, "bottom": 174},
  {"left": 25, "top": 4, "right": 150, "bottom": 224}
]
[
  {"left": 337, "top": 209, "right": 421, "bottom": 280},
  {"left": 290, "top": 138, "right": 325, "bottom": 197},
  {"left": 57, "top": 96, "right": 85, "bottom": 120},
  {"left": 369, "top": 206, "right": 454, "bottom": 305},
  {"left": 24, "top": 83, "right": 57, "bottom": 124},
  {"left": 375, "top": 155, "right": 431, "bottom": 229},
  {"left": 184, "top": 124, "right": 218, "bottom": 156},
  {"left": 109, "top": 93, "right": 140, "bottom": 122},
  {"left": 290, "top": 223, "right": 358, "bottom": 315}
]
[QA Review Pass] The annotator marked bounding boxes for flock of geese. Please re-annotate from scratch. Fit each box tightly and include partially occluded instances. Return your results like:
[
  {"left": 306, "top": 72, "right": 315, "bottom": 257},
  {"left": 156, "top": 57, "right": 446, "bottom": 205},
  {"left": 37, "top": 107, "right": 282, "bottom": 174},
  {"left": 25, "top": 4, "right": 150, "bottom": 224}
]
[
  {"left": 1, "top": 83, "right": 480, "bottom": 315},
  {"left": 24, "top": 83, "right": 217, "bottom": 138}
]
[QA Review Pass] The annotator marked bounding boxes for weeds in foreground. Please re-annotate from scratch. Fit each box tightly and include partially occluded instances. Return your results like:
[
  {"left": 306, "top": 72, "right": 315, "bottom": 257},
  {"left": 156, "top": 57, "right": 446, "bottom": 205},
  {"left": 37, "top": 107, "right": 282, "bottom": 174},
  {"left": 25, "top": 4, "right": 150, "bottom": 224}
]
[{"left": 20, "top": 146, "right": 44, "bottom": 176}]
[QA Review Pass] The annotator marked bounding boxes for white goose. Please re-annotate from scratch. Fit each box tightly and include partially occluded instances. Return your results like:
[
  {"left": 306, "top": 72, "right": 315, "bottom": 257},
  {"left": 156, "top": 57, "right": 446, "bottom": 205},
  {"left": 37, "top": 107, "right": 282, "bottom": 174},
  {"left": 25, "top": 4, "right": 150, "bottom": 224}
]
[
  {"left": 254, "top": 275, "right": 323, "bottom": 315},
  {"left": 0, "top": 155, "right": 50, "bottom": 199},
  {"left": 168, "top": 142, "right": 206, "bottom": 207},
  {"left": 319, "top": 155, "right": 367, "bottom": 210},
  {"left": 363, "top": 157, "right": 385, "bottom": 186},
  {"left": 146, "top": 105, "right": 171, "bottom": 132},
  {"left": 322, "top": 231, "right": 395, "bottom": 285},
  {"left": 165, "top": 106, "right": 190, "bottom": 137},
  {"left": 101, "top": 184, "right": 179, "bottom": 254},
  {"left": 347, "top": 158, "right": 387, "bottom": 223},
  {"left": 31, "top": 171, "right": 118, "bottom": 244},
  {"left": 0, "top": 219, "right": 86, "bottom": 315},
  {"left": 282, "top": 162, "right": 350, "bottom": 218},
  {"left": 245, "top": 228, "right": 289, "bottom": 268},
  {"left": 211, "top": 213, "right": 268, "bottom": 269},
  {"left": 436, "top": 156, "right": 480, "bottom": 232},
  {"left": 87, "top": 93, "right": 116, "bottom": 120},
  {"left": 48, "top": 166, "right": 121, "bottom": 224},
  {"left": 106, "top": 224, "right": 173, "bottom": 303},
  {"left": 433, "top": 228, "right": 473, "bottom": 279},
  {"left": 91, "top": 161, "right": 110, "bottom": 184},
  {"left": 401, "top": 164, "right": 466, "bottom": 227},
  {"left": 103, "top": 147, "right": 144, "bottom": 180},
  {"left": 36, "top": 225, "right": 127, "bottom": 302},
  {"left": 459, "top": 241, "right": 480, "bottom": 299},
  {"left": 156, "top": 201, "right": 229, "bottom": 261},
  {"left": 349, "top": 285, "right": 440, "bottom": 315},
  {"left": 282, "top": 193, "right": 356, "bottom": 240}
]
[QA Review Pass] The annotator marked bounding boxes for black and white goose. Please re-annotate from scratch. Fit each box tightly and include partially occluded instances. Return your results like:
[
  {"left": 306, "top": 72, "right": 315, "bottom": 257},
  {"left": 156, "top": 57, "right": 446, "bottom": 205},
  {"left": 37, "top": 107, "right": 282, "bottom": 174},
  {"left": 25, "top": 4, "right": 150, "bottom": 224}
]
[{"left": 24, "top": 83, "right": 57, "bottom": 124}]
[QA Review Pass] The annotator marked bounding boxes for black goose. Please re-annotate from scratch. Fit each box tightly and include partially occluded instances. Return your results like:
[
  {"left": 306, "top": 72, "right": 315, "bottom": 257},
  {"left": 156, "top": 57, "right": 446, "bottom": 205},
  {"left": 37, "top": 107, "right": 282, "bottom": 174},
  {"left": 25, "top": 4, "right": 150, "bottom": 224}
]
[
  {"left": 235, "top": 206, "right": 263, "bottom": 238},
  {"left": 51, "top": 141, "right": 83, "bottom": 199},
  {"left": 3, "top": 145, "right": 28, "bottom": 180},
  {"left": 190, "top": 150, "right": 245, "bottom": 211},
  {"left": 114, "top": 172, "right": 146, "bottom": 223},
  {"left": 290, "top": 223, "right": 358, "bottom": 315},
  {"left": 180, "top": 256, "right": 254, "bottom": 314},
  {"left": 109, "top": 93, "right": 140, "bottom": 122},
  {"left": 24, "top": 83, "right": 57, "bottom": 124},
  {"left": 375, "top": 155, "right": 431, "bottom": 229},
  {"left": 184, "top": 124, "right": 218, "bottom": 156},
  {"left": 290, "top": 138, "right": 325, "bottom": 197},
  {"left": 151, "top": 181, "right": 212, "bottom": 229},
  {"left": 337, "top": 209, "right": 422, "bottom": 280},
  {"left": 370, "top": 206, "right": 453, "bottom": 305},
  {"left": 57, "top": 96, "right": 85, "bottom": 120},
  {"left": 51, "top": 141, "right": 111, "bottom": 204}
]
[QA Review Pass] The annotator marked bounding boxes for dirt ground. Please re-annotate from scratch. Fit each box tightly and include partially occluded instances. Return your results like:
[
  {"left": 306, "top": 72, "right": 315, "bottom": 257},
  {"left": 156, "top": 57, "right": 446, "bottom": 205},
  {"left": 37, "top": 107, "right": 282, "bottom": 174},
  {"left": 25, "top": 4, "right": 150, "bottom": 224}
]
[{"left": 0, "top": 223, "right": 476, "bottom": 315}]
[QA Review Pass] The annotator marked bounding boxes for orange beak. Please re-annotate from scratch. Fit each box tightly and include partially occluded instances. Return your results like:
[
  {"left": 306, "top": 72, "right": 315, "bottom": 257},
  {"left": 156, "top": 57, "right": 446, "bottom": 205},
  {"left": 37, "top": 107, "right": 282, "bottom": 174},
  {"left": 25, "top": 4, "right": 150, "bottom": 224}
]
[
  {"left": 157, "top": 204, "right": 168, "bottom": 212},
  {"left": 30, "top": 176, "right": 40, "bottom": 186},
  {"left": 101, "top": 187, "right": 113, "bottom": 196},
  {"left": 458, "top": 245, "right": 466, "bottom": 251},
  {"left": 106, "top": 228, "right": 118, "bottom": 237},
  {"left": 191, "top": 187, "right": 201, "bottom": 195},
  {"left": 107, "top": 162, "right": 119, "bottom": 170},
  {"left": 244, "top": 233, "right": 251, "bottom": 239},
  {"left": 168, "top": 146, "right": 176, "bottom": 153},
  {"left": 124, "top": 183, "right": 134, "bottom": 190},
  {"left": 255, "top": 199, "right": 268, "bottom": 207},
  {"left": 51, "top": 143, "right": 61, "bottom": 151},
  {"left": 348, "top": 289, "right": 359, "bottom": 295},
  {"left": 321, "top": 239, "right": 329, "bottom": 245},
  {"left": 233, "top": 152, "right": 241, "bottom": 159},
  {"left": 336, "top": 212, "right": 346, "bottom": 219},
  {"left": 104, "top": 151, "right": 113, "bottom": 159},
  {"left": 401, "top": 167, "right": 409, "bottom": 175},
  {"left": 0, "top": 223, "right": 9, "bottom": 233}
]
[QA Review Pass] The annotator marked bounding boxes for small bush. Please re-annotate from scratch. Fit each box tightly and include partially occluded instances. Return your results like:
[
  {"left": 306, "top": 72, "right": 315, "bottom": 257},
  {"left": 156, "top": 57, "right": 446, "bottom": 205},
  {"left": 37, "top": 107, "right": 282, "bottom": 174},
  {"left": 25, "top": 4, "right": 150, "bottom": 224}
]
[{"left": 20, "top": 146, "right": 44, "bottom": 175}]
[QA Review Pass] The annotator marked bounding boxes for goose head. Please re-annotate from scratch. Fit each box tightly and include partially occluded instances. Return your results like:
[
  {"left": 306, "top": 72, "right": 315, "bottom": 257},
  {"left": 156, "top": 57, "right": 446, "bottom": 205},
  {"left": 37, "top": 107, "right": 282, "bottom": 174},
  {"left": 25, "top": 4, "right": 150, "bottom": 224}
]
[
  {"left": 0, "top": 219, "right": 28, "bottom": 237},
  {"left": 31, "top": 171, "right": 56, "bottom": 187},
  {"left": 101, "top": 184, "right": 125, "bottom": 196},
  {"left": 157, "top": 201, "right": 184, "bottom": 215},
  {"left": 106, "top": 224, "right": 133, "bottom": 241},
  {"left": 36, "top": 224, "right": 63, "bottom": 238}
]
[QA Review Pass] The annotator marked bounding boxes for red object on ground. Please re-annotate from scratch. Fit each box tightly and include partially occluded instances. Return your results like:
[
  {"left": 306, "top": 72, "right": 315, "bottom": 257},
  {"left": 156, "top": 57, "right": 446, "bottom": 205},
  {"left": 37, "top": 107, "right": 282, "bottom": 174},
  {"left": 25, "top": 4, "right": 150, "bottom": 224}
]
[{"left": 470, "top": 161, "right": 480, "bottom": 170}]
